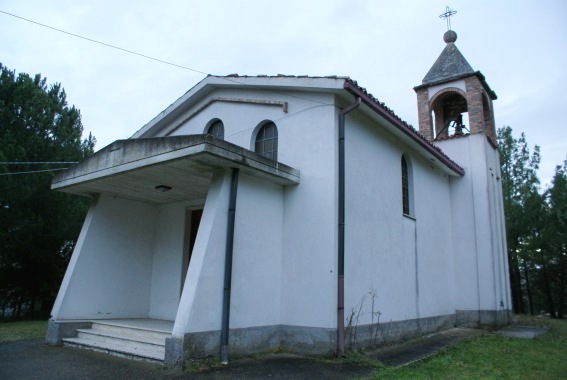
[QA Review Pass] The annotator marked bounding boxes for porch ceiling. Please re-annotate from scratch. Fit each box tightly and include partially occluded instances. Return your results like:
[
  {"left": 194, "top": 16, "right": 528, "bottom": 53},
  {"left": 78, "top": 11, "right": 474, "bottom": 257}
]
[{"left": 52, "top": 135, "right": 300, "bottom": 204}]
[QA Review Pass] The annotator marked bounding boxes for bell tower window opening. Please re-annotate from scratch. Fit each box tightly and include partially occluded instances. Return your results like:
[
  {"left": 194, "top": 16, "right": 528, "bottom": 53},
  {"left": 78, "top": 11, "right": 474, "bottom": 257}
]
[
  {"left": 481, "top": 92, "right": 496, "bottom": 141},
  {"left": 431, "top": 92, "right": 469, "bottom": 140}
]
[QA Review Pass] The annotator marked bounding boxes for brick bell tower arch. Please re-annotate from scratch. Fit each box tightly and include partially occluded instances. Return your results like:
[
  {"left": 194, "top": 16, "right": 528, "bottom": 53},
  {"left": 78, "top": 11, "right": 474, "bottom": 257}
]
[
  {"left": 429, "top": 87, "right": 468, "bottom": 139},
  {"left": 414, "top": 29, "right": 497, "bottom": 143}
]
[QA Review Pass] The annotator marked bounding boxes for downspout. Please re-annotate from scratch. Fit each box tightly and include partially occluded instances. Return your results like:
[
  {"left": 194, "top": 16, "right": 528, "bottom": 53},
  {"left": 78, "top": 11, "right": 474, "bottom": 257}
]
[
  {"left": 220, "top": 168, "right": 239, "bottom": 364},
  {"left": 337, "top": 97, "right": 361, "bottom": 356}
]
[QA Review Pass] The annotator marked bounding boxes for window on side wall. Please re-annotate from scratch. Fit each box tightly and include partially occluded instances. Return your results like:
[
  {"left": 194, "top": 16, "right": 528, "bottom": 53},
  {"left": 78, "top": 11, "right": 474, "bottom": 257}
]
[
  {"left": 401, "top": 155, "right": 414, "bottom": 217},
  {"left": 207, "top": 119, "right": 224, "bottom": 140},
  {"left": 255, "top": 122, "right": 278, "bottom": 160}
]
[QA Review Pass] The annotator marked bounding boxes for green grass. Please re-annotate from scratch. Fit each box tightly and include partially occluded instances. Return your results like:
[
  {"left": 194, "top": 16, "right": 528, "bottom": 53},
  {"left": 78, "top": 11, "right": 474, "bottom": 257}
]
[
  {"left": 0, "top": 320, "right": 48, "bottom": 343},
  {"left": 370, "top": 318, "right": 567, "bottom": 379}
]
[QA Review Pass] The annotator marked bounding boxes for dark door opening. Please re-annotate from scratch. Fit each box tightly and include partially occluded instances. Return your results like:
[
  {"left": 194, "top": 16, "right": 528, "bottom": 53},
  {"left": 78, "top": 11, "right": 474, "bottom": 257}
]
[
  {"left": 181, "top": 208, "right": 203, "bottom": 295},
  {"left": 188, "top": 209, "right": 203, "bottom": 263}
]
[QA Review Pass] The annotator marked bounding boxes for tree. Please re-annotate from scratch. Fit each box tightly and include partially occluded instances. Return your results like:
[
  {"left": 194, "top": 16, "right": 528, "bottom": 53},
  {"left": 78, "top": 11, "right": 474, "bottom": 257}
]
[
  {"left": 539, "top": 161, "right": 567, "bottom": 317},
  {"left": 497, "top": 126, "right": 541, "bottom": 314},
  {"left": 0, "top": 63, "right": 95, "bottom": 318},
  {"left": 498, "top": 126, "right": 566, "bottom": 318}
]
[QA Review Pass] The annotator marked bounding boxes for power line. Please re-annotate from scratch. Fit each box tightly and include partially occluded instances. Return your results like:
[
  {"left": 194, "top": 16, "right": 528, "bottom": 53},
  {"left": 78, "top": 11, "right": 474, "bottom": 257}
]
[
  {"left": 226, "top": 104, "right": 333, "bottom": 139},
  {"left": 0, "top": 10, "right": 209, "bottom": 76},
  {"left": 0, "top": 9, "right": 335, "bottom": 108}
]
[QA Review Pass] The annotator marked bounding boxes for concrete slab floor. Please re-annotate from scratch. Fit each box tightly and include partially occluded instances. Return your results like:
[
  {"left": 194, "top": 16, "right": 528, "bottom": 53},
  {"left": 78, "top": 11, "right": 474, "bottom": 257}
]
[{"left": 496, "top": 325, "right": 548, "bottom": 339}]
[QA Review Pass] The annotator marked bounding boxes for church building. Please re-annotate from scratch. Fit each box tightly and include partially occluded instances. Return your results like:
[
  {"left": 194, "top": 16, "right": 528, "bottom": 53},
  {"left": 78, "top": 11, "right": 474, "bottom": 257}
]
[{"left": 46, "top": 28, "right": 512, "bottom": 366}]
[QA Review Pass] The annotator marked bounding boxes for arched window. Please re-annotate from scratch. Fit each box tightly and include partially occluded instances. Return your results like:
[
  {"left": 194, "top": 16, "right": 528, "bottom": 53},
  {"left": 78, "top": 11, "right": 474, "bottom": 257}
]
[
  {"left": 207, "top": 119, "right": 224, "bottom": 140},
  {"left": 401, "top": 155, "right": 414, "bottom": 216},
  {"left": 254, "top": 122, "right": 278, "bottom": 160}
]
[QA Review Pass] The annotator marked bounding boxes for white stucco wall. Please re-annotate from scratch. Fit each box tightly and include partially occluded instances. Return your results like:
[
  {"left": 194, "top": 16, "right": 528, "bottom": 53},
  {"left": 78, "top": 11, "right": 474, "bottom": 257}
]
[
  {"left": 344, "top": 111, "right": 414, "bottom": 324},
  {"left": 279, "top": 98, "right": 337, "bottom": 329},
  {"left": 164, "top": 86, "right": 339, "bottom": 329},
  {"left": 231, "top": 175, "right": 284, "bottom": 328},
  {"left": 173, "top": 170, "right": 230, "bottom": 336},
  {"left": 486, "top": 144, "right": 512, "bottom": 311},
  {"left": 343, "top": 110, "right": 456, "bottom": 325},
  {"left": 412, "top": 158, "right": 455, "bottom": 319},
  {"left": 440, "top": 138, "right": 482, "bottom": 312},
  {"left": 52, "top": 195, "right": 157, "bottom": 319},
  {"left": 173, "top": 170, "right": 286, "bottom": 336},
  {"left": 149, "top": 202, "right": 187, "bottom": 320},
  {"left": 165, "top": 87, "right": 335, "bottom": 159},
  {"left": 436, "top": 134, "right": 511, "bottom": 314}
]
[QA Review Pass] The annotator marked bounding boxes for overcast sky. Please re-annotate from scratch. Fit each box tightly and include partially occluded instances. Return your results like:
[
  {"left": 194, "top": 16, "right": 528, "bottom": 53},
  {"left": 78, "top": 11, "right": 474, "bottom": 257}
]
[{"left": 1, "top": 0, "right": 565, "bottom": 186}]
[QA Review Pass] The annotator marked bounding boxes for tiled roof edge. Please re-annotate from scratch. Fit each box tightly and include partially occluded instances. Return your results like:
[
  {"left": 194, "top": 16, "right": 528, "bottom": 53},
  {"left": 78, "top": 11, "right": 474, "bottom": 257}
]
[
  {"left": 220, "top": 74, "right": 351, "bottom": 80},
  {"left": 343, "top": 79, "right": 465, "bottom": 176}
]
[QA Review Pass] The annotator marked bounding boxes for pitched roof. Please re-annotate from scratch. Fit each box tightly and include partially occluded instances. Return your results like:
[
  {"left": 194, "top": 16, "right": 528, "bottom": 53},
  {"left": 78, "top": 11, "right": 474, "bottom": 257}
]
[
  {"left": 422, "top": 42, "right": 475, "bottom": 85},
  {"left": 416, "top": 31, "right": 497, "bottom": 100}
]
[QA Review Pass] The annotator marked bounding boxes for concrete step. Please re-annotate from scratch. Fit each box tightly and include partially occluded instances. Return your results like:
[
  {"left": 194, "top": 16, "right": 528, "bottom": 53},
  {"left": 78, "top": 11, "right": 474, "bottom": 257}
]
[
  {"left": 76, "top": 328, "right": 166, "bottom": 348},
  {"left": 62, "top": 319, "right": 173, "bottom": 362},
  {"left": 63, "top": 337, "right": 165, "bottom": 362},
  {"left": 89, "top": 322, "right": 170, "bottom": 342},
  {"left": 92, "top": 319, "right": 174, "bottom": 333}
]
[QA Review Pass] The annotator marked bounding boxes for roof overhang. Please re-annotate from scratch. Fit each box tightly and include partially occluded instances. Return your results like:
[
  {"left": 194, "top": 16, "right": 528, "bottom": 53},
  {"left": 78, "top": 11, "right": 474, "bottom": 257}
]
[
  {"left": 413, "top": 71, "right": 497, "bottom": 100},
  {"left": 52, "top": 135, "right": 300, "bottom": 204}
]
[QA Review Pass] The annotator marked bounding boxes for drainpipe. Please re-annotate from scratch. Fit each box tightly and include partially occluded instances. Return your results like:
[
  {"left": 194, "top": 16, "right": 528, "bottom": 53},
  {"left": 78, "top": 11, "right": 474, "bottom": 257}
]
[
  {"left": 337, "top": 97, "right": 361, "bottom": 356},
  {"left": 220, "top": 168, "right": 239, "bottom": 365}
]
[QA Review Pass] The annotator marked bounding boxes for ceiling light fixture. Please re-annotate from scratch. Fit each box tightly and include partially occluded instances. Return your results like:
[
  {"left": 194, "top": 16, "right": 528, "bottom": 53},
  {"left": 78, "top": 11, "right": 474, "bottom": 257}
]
[{"left": 155, "top": 185, "right": 172, "bottom": 192}]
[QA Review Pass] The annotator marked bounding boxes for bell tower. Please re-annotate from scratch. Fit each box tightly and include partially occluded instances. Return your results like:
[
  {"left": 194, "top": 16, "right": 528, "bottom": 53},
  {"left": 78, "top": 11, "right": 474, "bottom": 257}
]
[
  {"left": 413, "top": 8, "right": 512, "bottom": 328},
  {"left": 414, "top": 29, "right": 497, "bottom": 144}
]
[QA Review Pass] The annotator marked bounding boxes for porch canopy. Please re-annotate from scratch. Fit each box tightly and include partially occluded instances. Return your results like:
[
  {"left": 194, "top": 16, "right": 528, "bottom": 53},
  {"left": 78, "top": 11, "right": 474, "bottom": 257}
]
[{"left": 52, "top": 134, "right": 300, "bottom": 204}]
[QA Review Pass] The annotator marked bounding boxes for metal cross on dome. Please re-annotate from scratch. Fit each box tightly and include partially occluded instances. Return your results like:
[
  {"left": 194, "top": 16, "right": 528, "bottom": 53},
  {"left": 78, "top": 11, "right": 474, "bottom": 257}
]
[{"left": 439, "top": 6, "right": 457, "bottom": 30}]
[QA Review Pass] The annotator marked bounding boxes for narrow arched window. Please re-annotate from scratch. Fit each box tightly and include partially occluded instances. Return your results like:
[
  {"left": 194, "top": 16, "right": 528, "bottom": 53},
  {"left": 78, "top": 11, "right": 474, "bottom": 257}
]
[
  {"left": 401, "top": 156, "right": 411, "bottom": 215},
  {"left": 255, "top": 122, "right": 278, "bottom": 160},
  {"left": 207, "top": 119, "right": 224, "bottom": 140}
]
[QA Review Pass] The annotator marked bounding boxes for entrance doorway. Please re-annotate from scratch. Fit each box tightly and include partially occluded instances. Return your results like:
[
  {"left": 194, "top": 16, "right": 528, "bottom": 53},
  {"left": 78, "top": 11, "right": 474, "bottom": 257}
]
[
  {"left": 188, "top": 209, "right": 203, "bottom": 262},
  {"left": 181, "top": 209, "right": 203, "bottom": 294}
]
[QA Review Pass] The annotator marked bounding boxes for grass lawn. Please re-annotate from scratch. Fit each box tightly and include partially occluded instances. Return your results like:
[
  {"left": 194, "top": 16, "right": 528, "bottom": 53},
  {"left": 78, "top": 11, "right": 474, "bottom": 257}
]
[
  {"left": 370, "top": 317, "right": 567, "bottom": 379},
  {"left": 0, "top": 320, "right": 48, "bottom": 343}
]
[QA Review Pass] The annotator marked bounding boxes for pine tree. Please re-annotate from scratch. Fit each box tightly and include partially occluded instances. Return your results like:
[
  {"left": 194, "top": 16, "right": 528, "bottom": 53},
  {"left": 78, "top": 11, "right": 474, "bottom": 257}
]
[
  {"left": 498, "top": 126, "right": 566, "bottom": 318},
  {"left": 497, "top": 126, "right": 541, "bottom": 314},
  {"left": 0, "top": 63, "right": 95, "bottom": 318},
  {"left": 540, "top": 161, "right": 567, "bottom": 317}
]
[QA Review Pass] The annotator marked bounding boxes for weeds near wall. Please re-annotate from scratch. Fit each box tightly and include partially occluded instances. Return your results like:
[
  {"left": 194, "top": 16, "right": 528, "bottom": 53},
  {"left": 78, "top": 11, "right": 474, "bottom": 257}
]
[
  {"left": 368, "top": 288, "right": 382, "bottom": 345},
  {"left": 345, "top": 296, "right": 364, "bottom": 348},
  {"left": 345, "top": 288, "right": 382, "bottom": 349}
]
